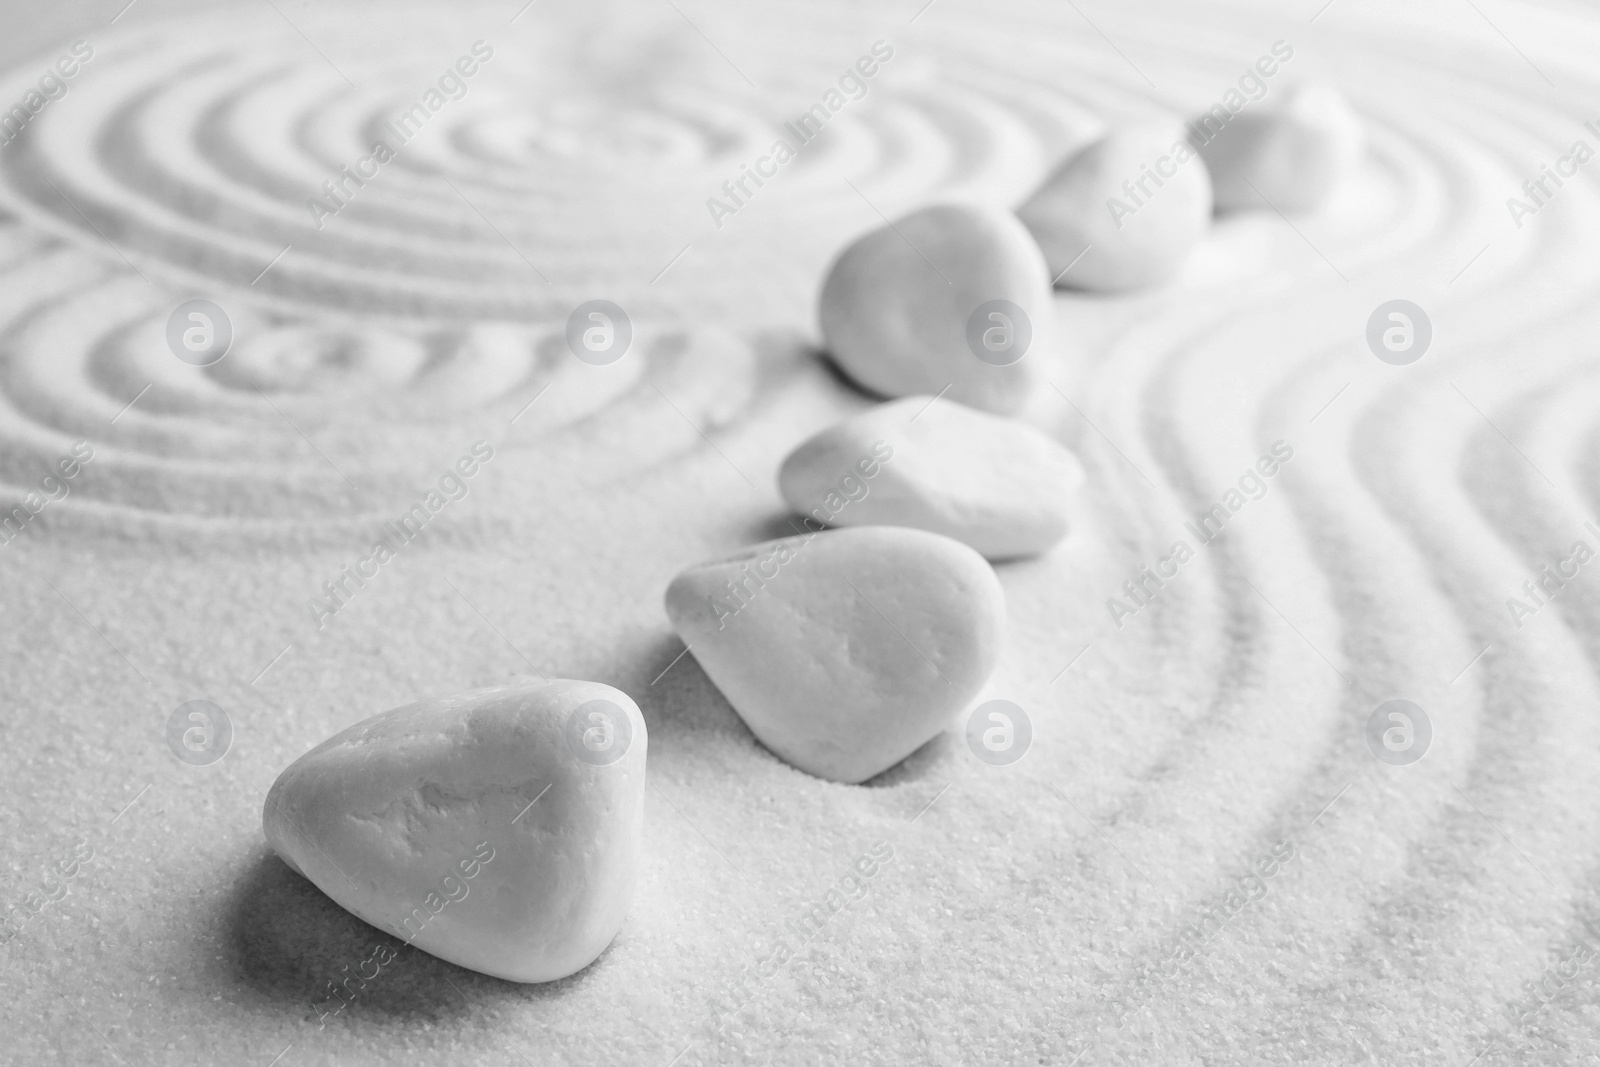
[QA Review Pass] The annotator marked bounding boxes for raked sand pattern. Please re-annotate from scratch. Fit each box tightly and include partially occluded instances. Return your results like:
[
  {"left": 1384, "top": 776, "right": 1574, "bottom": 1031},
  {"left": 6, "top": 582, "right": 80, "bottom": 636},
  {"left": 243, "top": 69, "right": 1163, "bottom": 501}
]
[{"left": 3, "top": 0, "right": 1600, "bottom": 1063}]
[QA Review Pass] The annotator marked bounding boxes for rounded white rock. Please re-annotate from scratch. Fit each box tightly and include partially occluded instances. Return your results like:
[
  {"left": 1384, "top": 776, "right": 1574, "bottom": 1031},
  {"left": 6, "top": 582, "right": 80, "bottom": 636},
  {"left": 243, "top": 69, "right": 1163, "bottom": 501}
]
[
  {"left": 1192, "top": 83, "right": 1364, "bottom": 214},
  {"left": 777, "top": 396, "right": 1084, "bottom": 559},
  {"left": 665, "top": 526, "right": 1005, "bottom": 784},
  {"left": 1017, "top": 123, "right": 1213, "bottom": 292},
  {"left": 818, "top": 203, "right": 1055, "bottom": 415},
  {"left": 262, "top": 679, "right": 647, "bottom": 984}
]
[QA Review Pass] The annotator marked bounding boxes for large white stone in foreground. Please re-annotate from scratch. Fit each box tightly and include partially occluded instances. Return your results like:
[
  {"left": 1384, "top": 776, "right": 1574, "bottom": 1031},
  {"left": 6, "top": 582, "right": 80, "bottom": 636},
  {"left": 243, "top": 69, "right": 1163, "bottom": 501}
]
[
  {"left": 1192, "top": 84, "right": 1364, "bottom": 214},
  {"left": 1017, "top": 123, "right": 1213, "bottom": 292},
  {"left": 777, "top": 396, "right": 1084, "bottom": 559},
  {"left": 665, "top": 526, "right": 1005, "bottom": 783},
  {"left": 263, "top": 680, "right": 646, "bottom": 983},
  {"left": 819, "top": 203, "right": 1054, "bottom": 415}
]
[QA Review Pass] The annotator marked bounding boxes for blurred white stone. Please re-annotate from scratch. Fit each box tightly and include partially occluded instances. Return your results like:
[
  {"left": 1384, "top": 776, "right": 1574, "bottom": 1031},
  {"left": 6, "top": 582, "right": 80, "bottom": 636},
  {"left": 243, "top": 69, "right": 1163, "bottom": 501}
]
[
  {"left": 1192, "top": 84, "right": 1364, "bottom": 214},
  {"left": 819, "top": 203, "right": 1054, "bottom": 415},
  {"left": 1017, "top": 123, "right": 1213, "bottom": 292},
  {"left": 778, "top": 395, "right": 1084, "bottom": 559},
  {"left": 263, "top": 680, "right": 646, "bottom": 983},
  {"left": 665, "top": 526, "right": 1005, "bottom": 783}
]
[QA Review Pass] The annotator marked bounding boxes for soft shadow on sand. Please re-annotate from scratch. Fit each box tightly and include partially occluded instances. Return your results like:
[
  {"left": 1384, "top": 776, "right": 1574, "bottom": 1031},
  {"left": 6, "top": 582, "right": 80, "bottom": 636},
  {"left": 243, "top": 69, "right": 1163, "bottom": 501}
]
[
  {"left": 809, "top": 341, "right": 891, "bottom": 404},
  {"left": 860, "top": 731, "right": 955, "bottom": 788},
  {"left": 212, "top": 848, "right": 615, "bottom": 1027},
  {"left": 633, "top": 631, "right": 756, "bottom": 744},
  {"left": 748, "top": 511, "right": 819, "bottom": 543}
]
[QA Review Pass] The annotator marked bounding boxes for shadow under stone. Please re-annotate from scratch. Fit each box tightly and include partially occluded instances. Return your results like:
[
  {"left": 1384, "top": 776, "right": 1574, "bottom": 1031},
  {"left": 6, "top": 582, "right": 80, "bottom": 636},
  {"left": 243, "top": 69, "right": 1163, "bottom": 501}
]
[{"left": 211, "top": 847, "right": 610, "bottom": 1029}]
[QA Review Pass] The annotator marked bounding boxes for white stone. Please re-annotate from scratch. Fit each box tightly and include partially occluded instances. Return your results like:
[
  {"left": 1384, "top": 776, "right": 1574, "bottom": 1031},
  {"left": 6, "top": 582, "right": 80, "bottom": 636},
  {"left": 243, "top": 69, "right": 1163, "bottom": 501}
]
[
  {"left": 818, "top": 203, "right": 1054, "bottom": 415},
  {"left": 262, "top": 679, "right": 646, "bottom": 984},
  {"left": 1192, "top": 83, "right": 1364, "bottom": 214},
  {"left": 1017, "top": 123, "right": 1213, "bottom": 292},
  {"left": 665, "top": 526, "right": 1005, "bottom": 784},
  {"left": 777, "top": 396, "right": 1083, "bottom": 559}
]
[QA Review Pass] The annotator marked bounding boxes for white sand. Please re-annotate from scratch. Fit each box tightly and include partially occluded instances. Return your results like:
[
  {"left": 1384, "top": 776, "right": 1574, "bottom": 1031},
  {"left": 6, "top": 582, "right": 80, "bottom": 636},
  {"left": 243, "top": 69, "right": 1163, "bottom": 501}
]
[{"left": 3, "top": 0, "right": 1600, "bottom": 1063}]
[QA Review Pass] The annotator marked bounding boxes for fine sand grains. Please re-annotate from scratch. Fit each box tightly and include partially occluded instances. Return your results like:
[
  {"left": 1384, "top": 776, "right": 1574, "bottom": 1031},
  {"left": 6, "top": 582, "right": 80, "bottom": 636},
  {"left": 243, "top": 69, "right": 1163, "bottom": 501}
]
[{"left": 1, "top": 1, "right": 1598, "bottom": 1065}]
